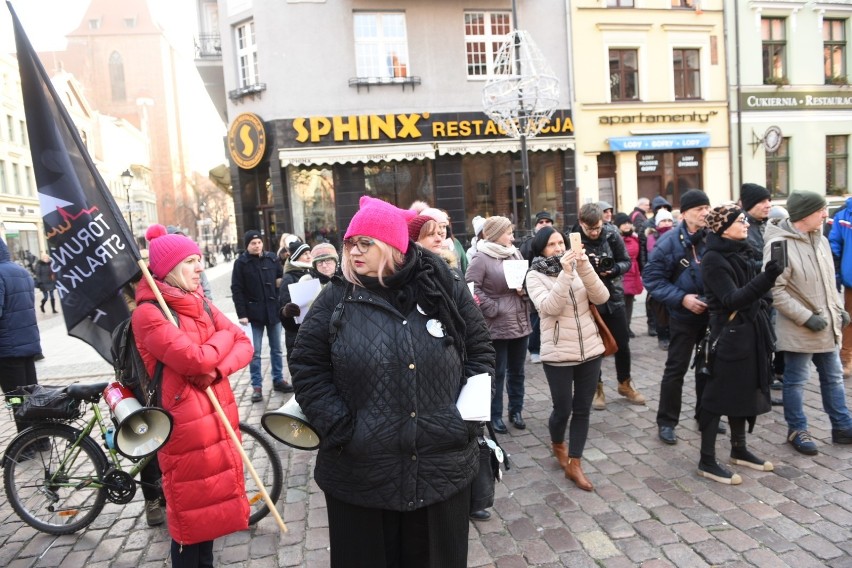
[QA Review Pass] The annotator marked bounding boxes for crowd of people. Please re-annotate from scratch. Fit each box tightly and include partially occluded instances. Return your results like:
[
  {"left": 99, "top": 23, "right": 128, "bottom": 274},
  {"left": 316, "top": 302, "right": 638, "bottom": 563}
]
[{"left": 6, "top": 184, "right": 852, "bottom": 567}]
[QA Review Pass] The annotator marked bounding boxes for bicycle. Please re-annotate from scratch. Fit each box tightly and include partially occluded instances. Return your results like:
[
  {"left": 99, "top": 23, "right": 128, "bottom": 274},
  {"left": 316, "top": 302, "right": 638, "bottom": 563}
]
[{"left": 2, "top": 381, "right": 283, "bottom": 536}]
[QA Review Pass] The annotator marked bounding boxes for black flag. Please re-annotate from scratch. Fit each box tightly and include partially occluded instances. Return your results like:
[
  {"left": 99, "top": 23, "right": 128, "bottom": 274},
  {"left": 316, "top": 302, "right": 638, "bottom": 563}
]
[{"left": 9, "top": 2, "right": 140, "bottom": 363}]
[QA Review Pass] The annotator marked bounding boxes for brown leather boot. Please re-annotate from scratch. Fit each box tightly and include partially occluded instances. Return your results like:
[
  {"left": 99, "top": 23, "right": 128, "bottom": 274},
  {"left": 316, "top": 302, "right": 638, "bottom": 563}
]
[
  {"left": 592, "top": 382, "right": 606, "bottom": 410},
  {"left": 551, "top": 442, "right": 569, "bottom": 474},
  {"left": 617, "top": 379, "right": 646, "bottom": 405},
  {"left": 565, "top": 457, "right": 594, "bottom": 491}
]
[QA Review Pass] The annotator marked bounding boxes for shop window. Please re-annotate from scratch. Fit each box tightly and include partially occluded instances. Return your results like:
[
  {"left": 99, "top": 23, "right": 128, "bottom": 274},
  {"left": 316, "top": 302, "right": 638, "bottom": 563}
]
[
  {"left": 766, "top": 138, "right": 790, "bottom": 198},
  {"left": 636, "top": 151, "right": 703, "bottom": 208},
  {"left": 235, "top": 20, "right": 259, "bottom": 88},
  {"left": 109, "top": 51, "right": 126, "bottom": 102},
  {"left": 464, "top": 11, "right": 511, "bottom": 78},
  {"left": 462, "top": 152, "right": 563, "bottom": 236},
  {"left": 824, "top": 19, "right": 847, "bottom": 84},
  {"left": 362, "top": 162, "right": 433, "bottom": 210},
  {"left": 609, "top": 49, "right": 639, "bottom": 102},
  {"left": 673, "top": 48, "right": 700, "bottom": 100},
  {"left": 354, "top": 13, "right": 410, "bottom": 79},
  {"left": 762, "top": 18, "right": 787, "bottom": 85},
  {"left": 827, "top": 135, "right": 848, "bottom": 196}
]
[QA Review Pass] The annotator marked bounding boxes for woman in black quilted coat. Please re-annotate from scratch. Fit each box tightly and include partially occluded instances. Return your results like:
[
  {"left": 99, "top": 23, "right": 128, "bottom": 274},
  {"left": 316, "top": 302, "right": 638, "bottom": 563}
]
[
  {"left": 699, "top": 204, "right": 783, "bottom": 485},
  {"left": 290, "top": 196, "right": 495, "bottom": 568}
]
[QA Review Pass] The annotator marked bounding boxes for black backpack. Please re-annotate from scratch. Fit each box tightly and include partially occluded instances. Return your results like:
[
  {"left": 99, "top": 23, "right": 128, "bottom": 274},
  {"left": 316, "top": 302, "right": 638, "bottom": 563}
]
[{"left": 110, "top": 300, "right": 171, "bottom": 406}]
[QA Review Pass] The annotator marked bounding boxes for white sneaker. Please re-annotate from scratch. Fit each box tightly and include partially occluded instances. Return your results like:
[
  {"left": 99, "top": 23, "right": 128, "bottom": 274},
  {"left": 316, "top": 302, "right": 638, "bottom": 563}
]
[{"left": 530, "top": 353, "right": 541, "bottom": 364}]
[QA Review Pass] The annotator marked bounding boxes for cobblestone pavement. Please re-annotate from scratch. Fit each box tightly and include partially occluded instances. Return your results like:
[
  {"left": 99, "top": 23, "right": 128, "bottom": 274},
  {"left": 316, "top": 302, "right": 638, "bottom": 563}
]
[{"left": 1, "top": 259, "right": 851, "bottom": 567}]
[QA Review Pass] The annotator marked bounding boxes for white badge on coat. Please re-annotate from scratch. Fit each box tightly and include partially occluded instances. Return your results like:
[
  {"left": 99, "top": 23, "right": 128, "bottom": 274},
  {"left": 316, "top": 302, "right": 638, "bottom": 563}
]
[
  {"left": 426, "top": 319, "right": 445, "bottom": 338},
  {"left": 416, "top": 304, "right": 426, "bottom": 315}
]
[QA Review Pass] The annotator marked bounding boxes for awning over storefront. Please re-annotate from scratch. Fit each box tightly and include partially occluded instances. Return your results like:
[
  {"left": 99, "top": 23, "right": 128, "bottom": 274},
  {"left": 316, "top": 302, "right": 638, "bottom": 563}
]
[
  {"left": 1, "top": 221, "right": 38, "bottom": 234},
  {"left": 279, "top": 143, "right": 436, "bottom": 167},
  {"left": 607, "top": 133, "right": 710, "bottom": 152},
  {"left": 435, "top": 136, "right": 575, "bottom": 156}
]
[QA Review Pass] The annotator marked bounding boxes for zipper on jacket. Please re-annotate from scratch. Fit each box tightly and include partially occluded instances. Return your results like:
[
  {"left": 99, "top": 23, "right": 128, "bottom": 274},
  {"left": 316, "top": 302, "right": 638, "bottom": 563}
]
[{"left": 567, "top": 286, "right": 586, "bottom": 360}]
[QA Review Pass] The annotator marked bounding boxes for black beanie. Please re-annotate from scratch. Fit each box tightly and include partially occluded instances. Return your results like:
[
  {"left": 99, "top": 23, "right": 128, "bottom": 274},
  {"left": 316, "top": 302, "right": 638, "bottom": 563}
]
[
  {"left": 530, "top": 226, "right": 558, "bottom": 258},
  {"left": 679, "top": 190, "right": 710, "bottom": 213},
  {"left": 244, "top": 230, "right": 262, "bottom": 248},
  {"left": 613, "top": 212, "right": 631, "bottom": 227},
  {"left": 740, "top": 183, "right": 771, "bottom": 212},
  {"left": 288, "top": 240, "right": 310, "bottom": 261},
  {"left": 786, "top": 191, "right": 827, "bottom": 222}
]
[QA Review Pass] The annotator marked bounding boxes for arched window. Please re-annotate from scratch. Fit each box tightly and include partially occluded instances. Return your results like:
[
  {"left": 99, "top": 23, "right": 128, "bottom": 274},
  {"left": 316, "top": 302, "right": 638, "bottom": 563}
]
[{"left": 109, "top": 51, "right": 126, "bottom": 101}]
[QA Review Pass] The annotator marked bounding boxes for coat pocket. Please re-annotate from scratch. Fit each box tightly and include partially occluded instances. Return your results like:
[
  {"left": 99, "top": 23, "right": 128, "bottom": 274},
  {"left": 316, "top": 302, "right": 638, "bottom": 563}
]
[{"left": 714, "top": 323, "right": 753, "bottom": 362}]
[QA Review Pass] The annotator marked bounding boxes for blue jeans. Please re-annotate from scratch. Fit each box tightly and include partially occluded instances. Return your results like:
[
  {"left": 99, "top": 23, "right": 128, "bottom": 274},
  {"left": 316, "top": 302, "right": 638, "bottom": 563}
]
[
  {"left": 250, "top": 322, "right": 284, "bottom": 388},
  {"left": 783, "top": 350, "right": 852, "bottom": 432},
  {"left": 492, "top": 336, "right": 528, "bottom": 419}
]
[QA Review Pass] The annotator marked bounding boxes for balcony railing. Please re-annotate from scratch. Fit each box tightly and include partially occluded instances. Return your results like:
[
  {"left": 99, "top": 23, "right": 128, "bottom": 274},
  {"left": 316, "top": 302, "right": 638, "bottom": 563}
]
[{"left": 195, "top": 34, "right": 222, "bottom": 58}]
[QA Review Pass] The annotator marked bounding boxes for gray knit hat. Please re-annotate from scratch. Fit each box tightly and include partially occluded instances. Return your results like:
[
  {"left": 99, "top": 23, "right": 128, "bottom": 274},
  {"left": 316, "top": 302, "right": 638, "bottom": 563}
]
[{"left": 786, "top": 191, "right": 826, "bottom": 222}]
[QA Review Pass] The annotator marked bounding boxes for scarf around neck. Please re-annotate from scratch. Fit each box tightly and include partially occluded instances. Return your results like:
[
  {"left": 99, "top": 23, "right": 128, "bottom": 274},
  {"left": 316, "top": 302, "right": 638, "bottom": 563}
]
[
  {"left": 477, "top": 239, "right": 518, "bottom": 259},
  {"left": 530, "top": 255, "right": 563, "bottom": 276}
]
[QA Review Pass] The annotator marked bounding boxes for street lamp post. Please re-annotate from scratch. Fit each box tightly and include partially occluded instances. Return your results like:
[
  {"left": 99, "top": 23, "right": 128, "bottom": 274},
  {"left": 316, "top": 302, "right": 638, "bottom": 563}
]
[{"left": 120, "top": 169, "right": 134, "bottom": 236}]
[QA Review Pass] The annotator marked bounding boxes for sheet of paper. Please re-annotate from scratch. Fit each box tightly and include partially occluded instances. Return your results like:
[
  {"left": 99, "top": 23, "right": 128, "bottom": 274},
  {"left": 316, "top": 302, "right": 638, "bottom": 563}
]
[
  {"left": 238, "top": 322, "right": 254, "bottom": 349},
  {"left": 467, "top": 282, "right": 475, "bottom": 297},
  {"left": 503, "top": 259, "right": 529, "bottom": 289},
  {"left": 456, "top": 373, "right": 491, "bottom": 421},
  {"left": 288, "top": 278, "right": 323, "bottom": 324}
]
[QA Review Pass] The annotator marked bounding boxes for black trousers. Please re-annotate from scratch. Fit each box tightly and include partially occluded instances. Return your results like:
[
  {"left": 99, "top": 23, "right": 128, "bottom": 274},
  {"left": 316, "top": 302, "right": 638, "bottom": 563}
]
[
  {"left": 599, "top": 305, "right": 632, "bottom": 382},
  {"left": 656, "top": 318, "right": 707, "bottom": 428},
  {"left": 325, "top": 485, "right": 471, "bottom": 568},
  {"left": 543, "top": 358, "right": 602, "bottom": 456},
  {"left": 0, "top": 356, "right": 38, "bottom": 433},
  {"left": 170, "top": 540, "right": 213, "bottom": 568},
  {"left": 528, "top": 309, "right": 541, "bottom": 355}
]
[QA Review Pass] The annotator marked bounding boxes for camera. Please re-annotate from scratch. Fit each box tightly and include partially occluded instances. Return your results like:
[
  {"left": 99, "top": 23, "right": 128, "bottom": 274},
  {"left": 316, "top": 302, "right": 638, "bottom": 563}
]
[{"left": 588, "top": 253, "right": 615, "bottom": 274}]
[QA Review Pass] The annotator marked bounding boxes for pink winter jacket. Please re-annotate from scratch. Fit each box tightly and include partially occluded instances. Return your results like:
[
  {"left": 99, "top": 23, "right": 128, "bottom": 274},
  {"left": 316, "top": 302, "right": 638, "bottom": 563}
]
[{"left": 525, "top": 259, "right": 610, "bottom": 364}]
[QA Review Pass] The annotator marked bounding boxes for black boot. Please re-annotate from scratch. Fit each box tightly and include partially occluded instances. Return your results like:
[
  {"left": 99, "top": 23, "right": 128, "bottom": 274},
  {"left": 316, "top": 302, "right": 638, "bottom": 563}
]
[
  {"left": 40, "top": 299, "right": 46, "bottom": 313},
  {"left": 730, "top": 428, "right": 773, "bottom": 472},
  {"left": 51, "top": 298, "right": 57, "bottom": 313}
]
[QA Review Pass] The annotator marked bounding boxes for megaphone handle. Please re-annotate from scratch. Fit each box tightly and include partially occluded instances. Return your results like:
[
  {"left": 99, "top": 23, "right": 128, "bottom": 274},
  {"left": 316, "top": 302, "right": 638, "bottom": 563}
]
[{"left": 205, "top": 386, "right": 288, "bottom": 534}]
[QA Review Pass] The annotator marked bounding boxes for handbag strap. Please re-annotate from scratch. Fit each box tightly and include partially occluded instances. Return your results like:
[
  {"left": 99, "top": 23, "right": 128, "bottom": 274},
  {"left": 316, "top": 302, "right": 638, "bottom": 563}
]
[
  {"left": 709, "top": 310, "right": 738, "bottom": 352},
  {"left": 485, "top": 421, "right": 511, "bottom": 471}
]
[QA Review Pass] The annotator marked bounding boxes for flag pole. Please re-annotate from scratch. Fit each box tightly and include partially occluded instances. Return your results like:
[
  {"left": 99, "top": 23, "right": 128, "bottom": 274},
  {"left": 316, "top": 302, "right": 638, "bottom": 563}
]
[{"left": 138, "top": 259, "right": 288, "bottom": 534}]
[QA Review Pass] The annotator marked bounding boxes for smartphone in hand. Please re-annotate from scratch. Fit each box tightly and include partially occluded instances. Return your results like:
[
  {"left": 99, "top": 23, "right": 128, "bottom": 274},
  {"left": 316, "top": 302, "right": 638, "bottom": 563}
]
[
  {"left": 770, "top": 240, "right": 787, "bottom": 268},
  {"left": 569, "top": 232, "right": 582, "bottom": 254}
]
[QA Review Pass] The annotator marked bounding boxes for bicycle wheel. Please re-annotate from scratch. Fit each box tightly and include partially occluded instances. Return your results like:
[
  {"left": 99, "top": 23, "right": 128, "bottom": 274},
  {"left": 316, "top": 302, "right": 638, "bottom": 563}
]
[
  {"left": 3, "top": 424, "right": 109, "bottom": 535},
  {"left": 239, "top": 422, "right": 283, "bottom": 525}
]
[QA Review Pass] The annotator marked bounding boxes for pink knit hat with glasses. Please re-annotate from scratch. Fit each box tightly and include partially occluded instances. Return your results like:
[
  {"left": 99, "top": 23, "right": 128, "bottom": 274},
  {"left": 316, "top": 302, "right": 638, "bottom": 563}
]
[
  {"left": 344, "top": 196, "right": 417, "bottom": 253},
  {"left": 145, "top": 224, "right": 202, "bottom": 278}
]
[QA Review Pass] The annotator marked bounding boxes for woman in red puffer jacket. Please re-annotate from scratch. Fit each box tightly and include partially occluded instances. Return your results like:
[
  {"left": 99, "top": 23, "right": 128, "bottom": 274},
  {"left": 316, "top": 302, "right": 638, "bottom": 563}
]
[{"left": 133, "top": 224, "right": 253, "bottom": 567}]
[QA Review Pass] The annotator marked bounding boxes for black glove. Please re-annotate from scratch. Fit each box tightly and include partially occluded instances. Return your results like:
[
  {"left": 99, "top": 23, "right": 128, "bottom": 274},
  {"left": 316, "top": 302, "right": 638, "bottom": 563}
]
[
  {"left": 282, "top": 303, "right": 301, "bottom": 318},
  {"left": 804, "top": 313, "right": 828, "bottom": 332},
  {"left": 764, "top": 259, "right": 783, "bottom": 281},
  {"left": 842, "top": 310, "right": 851, "bottom": 329}
]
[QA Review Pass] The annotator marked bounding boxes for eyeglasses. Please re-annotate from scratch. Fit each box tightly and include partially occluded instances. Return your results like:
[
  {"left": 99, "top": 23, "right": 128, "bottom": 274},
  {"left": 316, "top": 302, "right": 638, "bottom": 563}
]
[
  {"left": 343, "top": 237, "right": 376, "bottom": 254},
  {"left": 735, "top": 217, "right": 749, "bottom": 225},
  {"left": 315, "top": 258, "right": 337, "bottom": 266},
  {"left": 581, "top": 223, "right": 603, "bottom": 234}
]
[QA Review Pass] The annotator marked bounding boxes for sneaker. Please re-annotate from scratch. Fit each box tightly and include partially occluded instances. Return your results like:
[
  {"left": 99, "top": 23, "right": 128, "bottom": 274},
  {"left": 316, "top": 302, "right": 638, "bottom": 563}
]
[
  {"left": 787, "top": 430, "right": 818, "bottom": 455},
  {"left": 273, "top": 381, "right": 295, "bottom": 393},
  {"left": 770, "top": 381, "right": 783, "bottom": 391},
  {"left": 530, "top": 353, "right": 541, "bottom": 364},
  {"left": 251, "top": 387, "right": 263, "bottom": 403},
  {"left": 831, "top": 427, "right": 852, "bottom": 444},
  {"left": 617, "top": 379, "right": 646, "bottom": 405},
  {"left": 658, "top": 339, "right": 670, "bottom": 351},
  {"left": 697, "top": 460, "right": 742, "bottom": 485},
  {"left": 648, "top": 328, "right": 657, "bottom": 337},
  {"left": 592, "top": 383, "right": 606, "bottom": 410},
  {"left": 145, "top": 498, "right": 165, "bottom": 526},
  {"left": 730, "top": 447, "right": 774, "bottom": 471}
]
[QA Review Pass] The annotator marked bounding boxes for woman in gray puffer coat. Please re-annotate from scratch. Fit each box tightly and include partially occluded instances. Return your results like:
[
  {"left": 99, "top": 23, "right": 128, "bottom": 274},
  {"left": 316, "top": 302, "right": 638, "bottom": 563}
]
[{"left": 466, "top": 216, "right": 532, "bottom": 435}]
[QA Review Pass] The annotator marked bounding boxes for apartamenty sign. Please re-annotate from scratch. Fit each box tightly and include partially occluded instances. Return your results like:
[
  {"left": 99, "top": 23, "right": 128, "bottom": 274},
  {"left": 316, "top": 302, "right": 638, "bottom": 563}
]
[{"left": 741, "top": 91, "right": 852, "bottom": 111}]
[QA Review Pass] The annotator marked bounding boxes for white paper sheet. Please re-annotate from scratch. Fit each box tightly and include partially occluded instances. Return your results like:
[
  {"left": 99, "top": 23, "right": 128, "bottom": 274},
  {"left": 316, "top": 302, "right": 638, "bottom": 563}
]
[
  {"left": 503, "top": 259, "right": 529, "bottom": 289},
  {"left": 238, "top": 322, "right": 254, "bottom": 349},
  {"left": 288, "top": 278, "right": 323, "bottom": 324},
  {"left": 467, "top": 282, "right": 475, "bottom": 297},
  {"left": 456, "top": 373, "right": 491, "bottom": 421}
]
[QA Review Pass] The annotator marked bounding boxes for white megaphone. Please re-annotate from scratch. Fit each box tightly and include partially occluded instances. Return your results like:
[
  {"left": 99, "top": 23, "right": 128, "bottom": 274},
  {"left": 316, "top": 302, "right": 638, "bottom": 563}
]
[
  {"left": 103, "top": 382, "right": 173, "bottom": 459},
  {"left": 261, "top": 396, "right": 320, "bottom": 450}
]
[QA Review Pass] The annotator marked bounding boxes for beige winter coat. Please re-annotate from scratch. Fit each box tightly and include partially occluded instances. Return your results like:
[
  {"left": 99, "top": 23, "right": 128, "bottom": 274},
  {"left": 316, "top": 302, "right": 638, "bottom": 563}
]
[
  {"left": 764, "top": 218, "right": 843, "bottom": 353},
  {"left": 525, "top": 259, "right": 611, "bottom": 364}
]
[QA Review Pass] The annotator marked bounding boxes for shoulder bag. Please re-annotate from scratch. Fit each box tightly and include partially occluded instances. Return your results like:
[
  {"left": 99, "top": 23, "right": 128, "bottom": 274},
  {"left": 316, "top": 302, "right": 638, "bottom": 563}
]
[{"left": 589, "top": 303, "right": 618, "bottom": 356}]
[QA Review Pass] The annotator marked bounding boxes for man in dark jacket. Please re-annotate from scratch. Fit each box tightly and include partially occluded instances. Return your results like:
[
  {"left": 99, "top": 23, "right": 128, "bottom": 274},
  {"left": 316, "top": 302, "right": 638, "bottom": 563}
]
[
  {"left": 231, "top": 230, "right": 288, "bottom": 402},
  {"left": 643, "top": 190, "right": 717, "bottom": 444},
  {"left": 277, "top": 239, "right": 313, "bottom": 371},
  {"left": 0, "top": 236, "right": 42, "bottom": 433},
  {"left": 568, "top": 203, "right": 645, "bottom": 409}
]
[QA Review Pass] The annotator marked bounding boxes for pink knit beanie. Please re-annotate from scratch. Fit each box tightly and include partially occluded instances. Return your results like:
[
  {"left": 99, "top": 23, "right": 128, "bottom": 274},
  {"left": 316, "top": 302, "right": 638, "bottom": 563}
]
[
  {"left": 344, "top": 196, "right": 417, "bottom": 253},
  {"left": 145, "top": 224, "right": 202, "bottom": 278}
]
